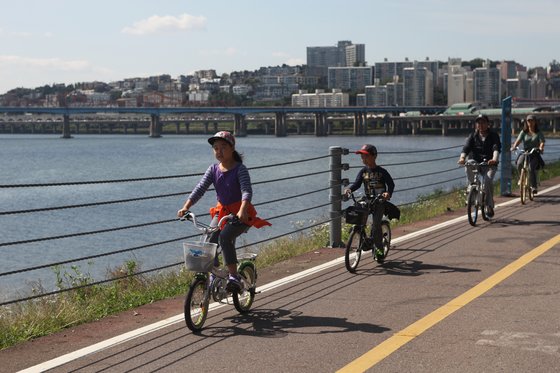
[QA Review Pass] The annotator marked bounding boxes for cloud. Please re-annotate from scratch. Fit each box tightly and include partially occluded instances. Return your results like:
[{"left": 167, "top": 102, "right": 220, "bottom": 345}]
[
  {"left": 122, "top": 13, "right": 207, "bottom": 35},
  {"left": 0, "top": 55, "right": 90, "bottom": 70}
]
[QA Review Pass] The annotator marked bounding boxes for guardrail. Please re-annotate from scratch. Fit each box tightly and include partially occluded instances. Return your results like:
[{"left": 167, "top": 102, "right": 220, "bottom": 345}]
[{"left": 1, "top": 143, "right": 559, "bottom": 307}]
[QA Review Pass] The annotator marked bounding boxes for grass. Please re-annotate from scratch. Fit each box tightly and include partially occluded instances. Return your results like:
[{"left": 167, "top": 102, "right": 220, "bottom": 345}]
[{"left": 1, "top": 159, "right": 559, "bottom": 350}]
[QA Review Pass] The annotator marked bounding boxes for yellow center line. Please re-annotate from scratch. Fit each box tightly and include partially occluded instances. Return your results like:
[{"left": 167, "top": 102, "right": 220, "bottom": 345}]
[{"left": 337, "top": 234, "right": 560, "bottom": 373}]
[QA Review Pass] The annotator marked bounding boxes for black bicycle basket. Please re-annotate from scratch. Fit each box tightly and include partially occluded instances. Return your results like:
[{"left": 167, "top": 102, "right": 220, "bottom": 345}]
[{"left": 344, "top": 204, "right": 369, "bottom": 225}]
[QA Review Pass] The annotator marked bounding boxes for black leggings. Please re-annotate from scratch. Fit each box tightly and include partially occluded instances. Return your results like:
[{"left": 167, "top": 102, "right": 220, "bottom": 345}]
[{"left": 209, "top": 221, "right": 250, "bottom": 266}]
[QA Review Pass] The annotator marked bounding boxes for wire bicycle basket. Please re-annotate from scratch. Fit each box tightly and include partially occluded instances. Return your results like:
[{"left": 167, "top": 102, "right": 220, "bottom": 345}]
[{"left": 183, "top": 241, "right": 217, "bottom": 272}]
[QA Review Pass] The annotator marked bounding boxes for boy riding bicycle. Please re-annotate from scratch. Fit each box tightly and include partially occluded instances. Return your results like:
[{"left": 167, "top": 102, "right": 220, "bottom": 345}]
[{"left": 344, "top": 144, "right": 395, "bottom": 260}]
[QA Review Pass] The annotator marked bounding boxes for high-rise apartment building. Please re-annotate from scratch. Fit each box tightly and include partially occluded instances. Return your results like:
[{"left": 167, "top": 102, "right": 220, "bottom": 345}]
[
  {"left": 364, "top": 85, "right": 388, "bottom": 106},
  {"left": 327, "top": 66, "right": 373, "bottom": 92},
  {"left": 386, "top": 81, "right": 404, "bottom": 106},
  {"left": 307, "top": 40, "right": 366, "bottom": 77},
  {"left": 447, "top": 58, "right": 466, "bottom": 106},
  {"left": 497, "top": 60, "right": 518, "bottom": 80},
  {"left": 374, "top": 58, "right": 440, "bottom": 87},
  {"left": 473, "top": 61, "right": 501, "bottom": 107},
  {"left": 346, "top": 44, "right": 366, "bottom": 66},
  {"left": 505, "top": 78, "right": 530, "bottom": 99},
  {"left": 403, "top": 63, "right": 433, "bottom": 106}
]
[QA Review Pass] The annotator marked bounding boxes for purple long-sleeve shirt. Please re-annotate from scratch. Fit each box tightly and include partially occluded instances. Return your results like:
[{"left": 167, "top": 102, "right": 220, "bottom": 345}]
[{"left": 188, "top": 163, "right": 252, "bottom": 206}]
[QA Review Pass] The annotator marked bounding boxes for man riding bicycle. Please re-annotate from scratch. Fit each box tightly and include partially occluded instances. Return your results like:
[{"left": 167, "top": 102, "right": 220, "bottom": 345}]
[
  {"left": 457, "top": 114, "right": 501, "bottom": 217},
  {"left": 344, "top": 144, "right": 395, "bottom": 260}
]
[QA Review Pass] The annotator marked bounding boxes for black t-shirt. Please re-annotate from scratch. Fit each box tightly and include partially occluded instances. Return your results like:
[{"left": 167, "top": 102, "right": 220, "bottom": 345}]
[{"left": 349, "top": 165, "right": 395, "bottom": 198}]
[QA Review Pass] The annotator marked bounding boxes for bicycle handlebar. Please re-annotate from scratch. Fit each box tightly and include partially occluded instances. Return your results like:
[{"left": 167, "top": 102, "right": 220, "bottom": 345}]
[
  {"left": 344, "top": 190, "right": 386, "bottom": 205},
  {"left": 180, "top": 211, "right": 235, "bottom": 234},
  {"left": 514, "top": 146, "right": 540, "bottom": 155},
  {"left": 463, "top": 159, "right": 489, "bottom": 168}
]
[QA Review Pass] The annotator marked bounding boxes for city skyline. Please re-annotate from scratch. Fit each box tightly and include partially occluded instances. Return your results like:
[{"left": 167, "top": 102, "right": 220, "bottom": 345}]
[{"left": 1, "top": 0, "right": 559, "bottom": 95}]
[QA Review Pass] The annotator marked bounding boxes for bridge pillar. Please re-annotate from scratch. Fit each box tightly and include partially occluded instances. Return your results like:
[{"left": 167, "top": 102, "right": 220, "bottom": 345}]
[
  {"left": 175, "top": 123, "right": 180, "bottom": 134},
  {"left": 411, "top": 121, "right": 418, "bottom": 135},
  {"left": 203, "top": 121, "right": 209, "bottom": 134},
  {"left": 275, "top": 112, "right": 287, "bottom": 137},
  {"left": 213, "top": 121, "right": 219, "bottom": 133},
  {"left": 185, "top": 121, "right": 190, "bottom": 134},
  {"left": 61, "top": 114, "right": 72, "bottom": 139},
  {"left": 353, "top": 113, "right": 362, "bottom": 136},
  {"left": 442, "top": 121, "right": 448, "bottom": 136},
  {"left": 237, "top": 115, "right": 247, "bottom": 137},
  {"left": 149, "top": 114, "right": 161, "bottom": 138},
  {"left": 314, "top": 112, "right": 327, "bottom": 136}
]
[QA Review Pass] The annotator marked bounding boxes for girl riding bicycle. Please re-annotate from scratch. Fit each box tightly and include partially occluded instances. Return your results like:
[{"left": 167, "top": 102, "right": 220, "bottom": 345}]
[
  {"left": 510, "top": 114, "right": 546, "bottom": 194},
  {"left": 344, "top": 144, "right": 395, "bottom": 260},
  {"left": 177, "top": 131, "right": 270, "bottom": 293}
]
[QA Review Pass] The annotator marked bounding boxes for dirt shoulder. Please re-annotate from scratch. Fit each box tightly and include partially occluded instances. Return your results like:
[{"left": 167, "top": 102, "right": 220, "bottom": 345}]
[{"left": 2, "top": 176, "right": 559, "bottom": 371}]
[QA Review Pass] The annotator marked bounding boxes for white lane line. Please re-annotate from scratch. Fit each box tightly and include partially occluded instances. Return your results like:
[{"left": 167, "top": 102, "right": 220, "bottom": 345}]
[{"left": 19, "top": 183, "right": 560, "bottom": 373}]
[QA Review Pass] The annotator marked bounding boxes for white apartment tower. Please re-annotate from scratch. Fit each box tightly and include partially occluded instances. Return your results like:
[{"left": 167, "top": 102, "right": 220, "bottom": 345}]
[
  {"left": 403, "top": 63, "right": 433, "bottom": 106},
  {"left": 447, "top": 58, "right": 466, "bottom": 106},
  {"left": 473, "top": 60, "right": 501, "bottom": 107}
]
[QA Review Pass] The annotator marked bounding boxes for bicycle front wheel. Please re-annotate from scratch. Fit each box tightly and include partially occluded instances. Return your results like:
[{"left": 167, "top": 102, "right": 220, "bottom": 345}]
[
  {"left": 345, "top": 227, "right": 364, "bottom": 273},
  {"left": 520, "top": 168, "right": 528, "bottom": 204},
  {"left": 467, "top": 187, "right": 478, "bottom": 226},
  {"left": 381, "top": 221, "right": 391, "bottom": 260},
  {"left": 233, "top": 261, "right": 256, "bottom": 313},
  {"left": 184, "top": 276, "right": 210, "bottom": 332},
  {"left": 528, "top": 167, "right": 535, "bottom": 201}
]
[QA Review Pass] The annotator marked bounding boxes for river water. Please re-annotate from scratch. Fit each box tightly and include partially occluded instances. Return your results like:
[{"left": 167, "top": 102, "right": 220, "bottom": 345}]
[{"left": 1, "top": 133, "right": 559, "bottom": 299}]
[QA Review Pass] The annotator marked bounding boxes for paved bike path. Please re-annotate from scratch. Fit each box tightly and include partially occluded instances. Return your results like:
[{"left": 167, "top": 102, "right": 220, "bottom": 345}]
[{"left": 4, "top": 181, "right": 560, "bottom": 372}]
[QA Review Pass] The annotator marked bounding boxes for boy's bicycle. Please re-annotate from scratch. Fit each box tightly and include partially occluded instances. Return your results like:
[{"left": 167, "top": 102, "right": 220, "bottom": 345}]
[
  {"left": 515, "top": 147, "right": 541, "bottom": 204},
  {"left": 343, "top": 192, "right": 391, "bottom": 273},
  {"left": 180, "top": 211, "right": 257, "bottom": 332},
  {"left": 463, "top": 160, "right": 490, "bottom": 226}
]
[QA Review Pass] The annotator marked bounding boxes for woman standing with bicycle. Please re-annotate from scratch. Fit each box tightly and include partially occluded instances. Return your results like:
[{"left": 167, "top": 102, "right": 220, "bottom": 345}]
[
  {"left": 511, "top": 114, "right": 545, "bottom": 194},
  {"left": 177, "top": 131, "right": 270, "bottom": 293},
  {"left": 457, "top": 114, "right": 501, "bottom": 217},
  {"left": 344, "top": 144, "right": 395, "bottom": 260}
]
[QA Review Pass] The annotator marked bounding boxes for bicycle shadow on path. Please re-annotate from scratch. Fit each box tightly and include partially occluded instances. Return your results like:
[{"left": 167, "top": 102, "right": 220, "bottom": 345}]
[
  {"left": 205, "top": 308, "right": 390, "bottom": 338},
  {"left": 358, "top": 260, "right": 481, "bottom": 277}
]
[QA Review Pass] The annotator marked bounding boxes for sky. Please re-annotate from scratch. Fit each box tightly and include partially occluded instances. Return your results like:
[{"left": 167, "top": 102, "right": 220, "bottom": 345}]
[{"left": 1, "top": 0, "right": 559, "bottom": 95}]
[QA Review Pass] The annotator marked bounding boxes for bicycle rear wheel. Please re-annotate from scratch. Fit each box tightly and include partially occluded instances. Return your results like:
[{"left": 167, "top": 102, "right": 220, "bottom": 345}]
[
  {"left": 481, "top": 192, "right": 489, "bottom": 221},
  {"left": 374, "top": 221, "right": 392, "bottom": 264},
  {"left": 467, "top": 187, "right": 478, "bottom": 226},
  {"left": 184, "top": 276, "right": 210, "bottom": 332},
  {"left": 233, "top": 261, "right": 256, "bottom": 313},
  {"left": 345, "top": 227, "right": 364, "bottom": 273},
  {"left": 520, "top": 168, "right": 528, "bottom": 204}
]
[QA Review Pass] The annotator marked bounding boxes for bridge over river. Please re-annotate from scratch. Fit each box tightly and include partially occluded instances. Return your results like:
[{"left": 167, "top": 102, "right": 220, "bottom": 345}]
[{"left": 2, "top": 105, "right": 559, "bottom": 138}]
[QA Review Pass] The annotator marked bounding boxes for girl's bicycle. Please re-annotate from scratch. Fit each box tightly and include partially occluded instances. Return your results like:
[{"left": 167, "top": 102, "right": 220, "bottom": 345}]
[
  {"left": 180, "top": 211, "right": 257, "bottom": 332},
  {"left": 515, "top": 147, "right": 541, "bottom": 204},
  {"left": 343, "top": 192, "right": 391, "bottom": 273},
  {"left": 463, "top": 159, "right": 490, "bottom": 226}
]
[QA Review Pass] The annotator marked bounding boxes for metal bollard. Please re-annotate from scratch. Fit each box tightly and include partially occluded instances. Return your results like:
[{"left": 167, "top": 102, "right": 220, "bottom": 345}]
[{"left": 329, "top": 146, "right": 349, "bottom": 247}]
